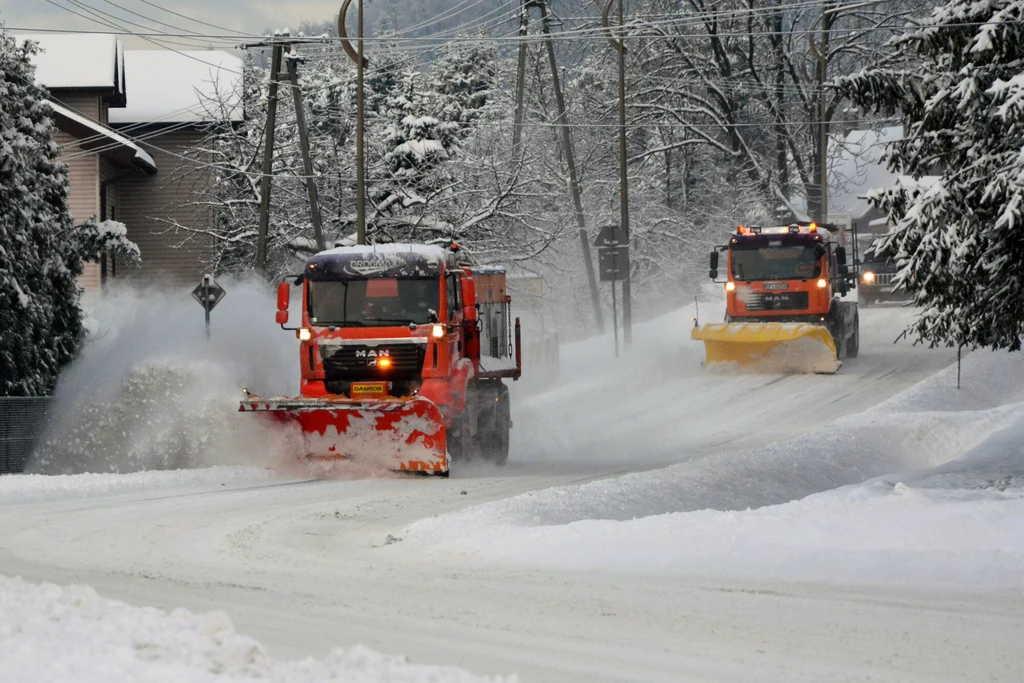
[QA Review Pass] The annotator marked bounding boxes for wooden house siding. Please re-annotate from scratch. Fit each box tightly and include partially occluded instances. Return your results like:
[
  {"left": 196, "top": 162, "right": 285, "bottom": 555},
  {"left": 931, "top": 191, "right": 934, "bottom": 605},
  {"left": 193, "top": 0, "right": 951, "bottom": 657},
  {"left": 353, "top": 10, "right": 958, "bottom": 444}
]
[
  {"left": 55, "top": 93, "right": 101, "bottom": 122},
  {"left": 115, "top": 126, "right": 213, "bottom": 285},
  {"left": 54, "top": 125, "right": 102, "bottom": 293}
]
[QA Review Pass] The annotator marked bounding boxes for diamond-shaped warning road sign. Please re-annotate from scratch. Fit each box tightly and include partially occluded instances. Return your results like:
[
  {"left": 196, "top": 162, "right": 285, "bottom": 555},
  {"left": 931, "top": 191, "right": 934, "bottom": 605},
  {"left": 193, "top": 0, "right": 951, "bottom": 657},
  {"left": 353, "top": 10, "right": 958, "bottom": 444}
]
[
  {"left": 191, "top": 275, "right": 226, "bottom": 311},
  {"left": 594, "top": 223, "right": 629, "bottom": 248}
]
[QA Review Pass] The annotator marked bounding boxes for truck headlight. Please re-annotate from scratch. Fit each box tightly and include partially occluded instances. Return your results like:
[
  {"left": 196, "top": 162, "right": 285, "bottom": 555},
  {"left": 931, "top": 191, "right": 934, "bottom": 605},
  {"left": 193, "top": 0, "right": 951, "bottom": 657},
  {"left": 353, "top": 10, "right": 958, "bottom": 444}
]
[
  {"left": 432, "top": 324, "right": 445, "bottom": 338},
  {"left": 298, "top": 328, "right": 312, "bottom": 341},
  {"left": 817, "top": 278, "right": 828, "bottom": 288},
  {"left": 862, "top": 271, "right": 875, "bottom": 284}
]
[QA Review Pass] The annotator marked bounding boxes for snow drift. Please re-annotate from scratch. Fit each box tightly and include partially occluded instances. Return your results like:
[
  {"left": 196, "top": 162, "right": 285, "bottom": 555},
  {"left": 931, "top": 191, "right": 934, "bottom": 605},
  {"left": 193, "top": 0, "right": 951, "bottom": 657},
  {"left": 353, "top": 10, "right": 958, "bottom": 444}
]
[{"left": 400, "top": 348, "right": 1024, "bottom": 591}]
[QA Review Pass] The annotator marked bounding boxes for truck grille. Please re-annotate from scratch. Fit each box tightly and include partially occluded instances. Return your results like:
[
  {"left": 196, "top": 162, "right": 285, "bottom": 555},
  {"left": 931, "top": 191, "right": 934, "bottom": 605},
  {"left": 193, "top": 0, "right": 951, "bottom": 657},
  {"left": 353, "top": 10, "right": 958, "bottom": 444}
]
[
  {"left": 871, "top": 272, "right": 896, "bottom": 286},
  {"left": 744, "top": 291, "right": 809, "bottom": 312},
  {"left": 321, "top": 344, "right": 425, "bottom": 381}
]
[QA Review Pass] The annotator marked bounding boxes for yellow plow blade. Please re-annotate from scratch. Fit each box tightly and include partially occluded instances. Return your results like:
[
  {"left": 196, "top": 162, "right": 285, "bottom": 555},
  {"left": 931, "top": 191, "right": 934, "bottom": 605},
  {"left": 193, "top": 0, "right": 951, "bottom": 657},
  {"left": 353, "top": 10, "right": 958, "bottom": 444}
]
[{"left": 692, "top": 322, "right": 840, "bottom": 374}]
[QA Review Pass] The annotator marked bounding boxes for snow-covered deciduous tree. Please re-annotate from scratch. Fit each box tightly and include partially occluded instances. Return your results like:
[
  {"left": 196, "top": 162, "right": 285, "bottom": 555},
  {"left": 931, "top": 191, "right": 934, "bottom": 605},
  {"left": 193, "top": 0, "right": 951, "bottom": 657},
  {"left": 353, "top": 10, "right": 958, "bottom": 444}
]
[
  {"left": 175, "top": 34, "right": 562, "bottom": 281},
  {"left": 0, "top": 33, "right": 83, "bottom": 396},
  {"left": 834, "top": 0, "right": 1024, "bottom": 351}
]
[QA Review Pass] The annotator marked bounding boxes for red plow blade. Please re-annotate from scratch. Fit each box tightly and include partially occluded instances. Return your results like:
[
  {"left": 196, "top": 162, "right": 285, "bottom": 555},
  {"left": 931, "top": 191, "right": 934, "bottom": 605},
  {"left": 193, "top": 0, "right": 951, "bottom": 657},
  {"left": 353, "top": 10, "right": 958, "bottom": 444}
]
[{"left": 240, "top": 396, "right": 448, "bottom": 474}]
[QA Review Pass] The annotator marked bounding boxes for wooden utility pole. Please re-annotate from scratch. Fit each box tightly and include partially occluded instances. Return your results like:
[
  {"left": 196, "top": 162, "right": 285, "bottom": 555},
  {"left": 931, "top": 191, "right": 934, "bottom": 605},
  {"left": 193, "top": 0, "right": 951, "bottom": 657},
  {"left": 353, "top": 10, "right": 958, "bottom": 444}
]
[
  {"left": 338, "top": 0, "right": 368, "bottom": 244},
  {"left": 809, "top": 1, "right": 835, "bottom": 224},
  {"left": 255, "top": 41, "right": 284, "bottom": 272},
  {"left": 603, "top": 0, "right": 632, "bottom": 346},
  {"left": 536, "top": 0, "right": 604, "bottom": 333},
  {"left": 287, "top": 52, "right": 326, "bottom": 252}
]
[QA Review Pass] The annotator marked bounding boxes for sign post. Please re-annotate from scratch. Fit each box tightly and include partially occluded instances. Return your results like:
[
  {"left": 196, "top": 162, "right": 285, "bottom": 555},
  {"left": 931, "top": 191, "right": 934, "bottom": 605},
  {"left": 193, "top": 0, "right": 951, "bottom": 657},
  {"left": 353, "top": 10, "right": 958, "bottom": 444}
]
[
  {"left": 595, "top": 225, "right": 629, "bottom": 357},
  {"left": 191, "top": 274, "right": 226, "bottom": 339}
]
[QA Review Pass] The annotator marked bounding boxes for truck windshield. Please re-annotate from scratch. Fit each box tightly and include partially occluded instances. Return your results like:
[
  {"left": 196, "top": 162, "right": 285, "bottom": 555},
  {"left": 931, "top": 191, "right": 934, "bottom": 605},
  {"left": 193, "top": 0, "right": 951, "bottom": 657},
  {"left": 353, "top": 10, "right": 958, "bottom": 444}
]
[
  {"left": 730, "top": 246, "right": 821, "bottom": 281},
  {"left": 308, "top": 277, "right": 440, "bottom": 326}
]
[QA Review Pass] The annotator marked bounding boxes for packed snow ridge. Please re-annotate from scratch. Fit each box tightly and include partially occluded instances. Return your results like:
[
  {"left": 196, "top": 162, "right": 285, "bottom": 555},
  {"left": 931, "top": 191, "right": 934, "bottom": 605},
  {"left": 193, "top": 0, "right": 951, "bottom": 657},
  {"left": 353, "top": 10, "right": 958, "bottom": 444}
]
[{"left": 0, "top": 575, "right": 513, "bottom": 683}]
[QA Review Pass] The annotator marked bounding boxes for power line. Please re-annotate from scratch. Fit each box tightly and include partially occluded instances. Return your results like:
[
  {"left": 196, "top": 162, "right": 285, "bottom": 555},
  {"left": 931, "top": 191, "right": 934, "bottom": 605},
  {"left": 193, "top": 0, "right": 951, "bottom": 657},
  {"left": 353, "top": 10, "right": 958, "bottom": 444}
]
[
  {"left": 130, "top": 0, "right": 254, "bottom": 37},
  {"left": 19, "top": 0, "right": 987, "bottom": 46}
]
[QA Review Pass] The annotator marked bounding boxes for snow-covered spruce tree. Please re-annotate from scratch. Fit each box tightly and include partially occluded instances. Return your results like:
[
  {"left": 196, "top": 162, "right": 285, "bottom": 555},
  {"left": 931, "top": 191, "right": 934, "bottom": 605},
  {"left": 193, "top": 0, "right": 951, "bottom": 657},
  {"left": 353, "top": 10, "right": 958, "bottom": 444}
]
[
  {"left": 0, "top": 33, "right": 83, "bottom": 396},
  {"left": 374, "top": 69, "right": 459, "bottom": 220},
  {"left": 834, "top": 1, "right": 1024, "bottom": 351},
  {"left": 428, "top": 36, "right": 497, "bottom": 136}
]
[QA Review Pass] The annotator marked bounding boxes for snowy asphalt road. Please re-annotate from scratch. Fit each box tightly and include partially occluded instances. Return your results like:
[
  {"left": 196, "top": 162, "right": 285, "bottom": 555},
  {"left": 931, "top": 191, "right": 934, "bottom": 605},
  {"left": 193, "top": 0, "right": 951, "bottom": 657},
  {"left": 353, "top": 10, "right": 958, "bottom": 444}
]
[{"left": 4, "top": 307, "right": 1019, "bottom": 681}]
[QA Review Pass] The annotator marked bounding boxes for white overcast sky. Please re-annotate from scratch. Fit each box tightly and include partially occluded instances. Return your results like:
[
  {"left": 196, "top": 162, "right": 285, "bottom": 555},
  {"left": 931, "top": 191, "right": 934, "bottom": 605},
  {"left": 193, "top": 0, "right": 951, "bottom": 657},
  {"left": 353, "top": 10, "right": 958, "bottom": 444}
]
[{"left": 0, "top": 0, "right": 344, "bottom": 47}]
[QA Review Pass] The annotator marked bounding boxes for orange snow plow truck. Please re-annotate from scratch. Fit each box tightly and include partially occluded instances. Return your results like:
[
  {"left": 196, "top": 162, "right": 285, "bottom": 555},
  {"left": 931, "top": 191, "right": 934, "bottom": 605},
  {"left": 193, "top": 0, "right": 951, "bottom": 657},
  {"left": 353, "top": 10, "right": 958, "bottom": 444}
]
[
  {"left": 240, "top": 244, "right": 521, "bottom": 476},
  {"left": 692, "top": 222, "right": 859, "bottom": 374}
]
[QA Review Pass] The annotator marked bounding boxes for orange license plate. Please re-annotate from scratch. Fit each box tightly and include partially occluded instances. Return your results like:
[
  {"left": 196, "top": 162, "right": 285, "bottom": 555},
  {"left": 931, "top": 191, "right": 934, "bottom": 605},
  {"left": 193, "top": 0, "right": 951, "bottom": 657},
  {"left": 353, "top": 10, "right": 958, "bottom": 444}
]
[{"left": 350, "top": 382, "right": 387, "bottom": 398}]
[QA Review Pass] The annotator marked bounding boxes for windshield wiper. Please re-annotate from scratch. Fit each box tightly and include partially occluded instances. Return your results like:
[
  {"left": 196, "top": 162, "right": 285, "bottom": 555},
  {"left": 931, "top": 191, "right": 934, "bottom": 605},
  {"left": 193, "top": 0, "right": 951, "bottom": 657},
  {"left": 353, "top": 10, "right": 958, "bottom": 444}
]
[
  {"left": 364, "top": 317, "right": 417, "bottom": 325},
  {"left": 314, "top": 321, "right": 365, "bottom": 327}
]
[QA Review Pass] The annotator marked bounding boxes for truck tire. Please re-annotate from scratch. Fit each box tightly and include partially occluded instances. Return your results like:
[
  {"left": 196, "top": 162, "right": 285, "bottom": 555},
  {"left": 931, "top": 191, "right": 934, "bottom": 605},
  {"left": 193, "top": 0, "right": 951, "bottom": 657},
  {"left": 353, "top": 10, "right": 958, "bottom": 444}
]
[
  {"left": 846, "top": 313, "right": 860, "bottom": 359},
  {"left": 492, "top": 383, "right": 510, "bottom": 466},
  {"left": 447, "top": 418, "right": 471, "bottom": 464},
  {"left": 475, "top": 382, "right": 510, "bottom": 466}
]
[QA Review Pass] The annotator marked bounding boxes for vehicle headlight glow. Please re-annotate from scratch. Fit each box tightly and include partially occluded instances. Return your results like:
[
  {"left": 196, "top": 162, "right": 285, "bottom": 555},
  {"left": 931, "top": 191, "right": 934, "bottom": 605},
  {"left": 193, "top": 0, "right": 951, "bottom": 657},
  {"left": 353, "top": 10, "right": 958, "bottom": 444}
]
[
  {"left": 299, "top": 328, "right": 312, "bottom": 341},
  {"left": 863, "top": 271, "right": 875, "bottom": 283},
  {"left": 817, "top": 278, "right": 828, "bottom": 289},
  {"left": 431, "top": 324, "right": 445, "bottom": 338},
  {"left": 725, "top": 281, "right": 736, "bottom": 291},
  {"left": 377, "top": 357, "right": 392, "bottom": 369}
]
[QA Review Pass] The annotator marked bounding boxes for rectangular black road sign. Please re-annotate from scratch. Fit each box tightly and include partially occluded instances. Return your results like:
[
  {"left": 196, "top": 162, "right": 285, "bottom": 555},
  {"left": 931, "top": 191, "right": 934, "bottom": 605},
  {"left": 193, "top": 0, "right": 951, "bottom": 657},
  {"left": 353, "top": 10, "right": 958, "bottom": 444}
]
[{"left": 598, "top": 246, "right": 629, "bottom": 282}]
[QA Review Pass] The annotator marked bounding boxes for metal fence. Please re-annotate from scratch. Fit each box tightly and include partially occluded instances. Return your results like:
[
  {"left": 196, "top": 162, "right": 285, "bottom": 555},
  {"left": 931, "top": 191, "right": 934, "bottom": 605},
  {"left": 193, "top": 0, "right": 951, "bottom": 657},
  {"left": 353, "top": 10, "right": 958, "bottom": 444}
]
[{"left": 0, "top": 397, "right": 52, "bottom": 474}]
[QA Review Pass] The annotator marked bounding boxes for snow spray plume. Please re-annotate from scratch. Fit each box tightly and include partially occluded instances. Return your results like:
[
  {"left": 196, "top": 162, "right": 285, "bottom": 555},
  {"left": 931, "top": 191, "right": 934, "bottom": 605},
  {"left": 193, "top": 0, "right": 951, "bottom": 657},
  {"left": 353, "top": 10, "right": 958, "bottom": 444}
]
[{"left": 30, "top": 278, "right": 302, "bottom": 474}]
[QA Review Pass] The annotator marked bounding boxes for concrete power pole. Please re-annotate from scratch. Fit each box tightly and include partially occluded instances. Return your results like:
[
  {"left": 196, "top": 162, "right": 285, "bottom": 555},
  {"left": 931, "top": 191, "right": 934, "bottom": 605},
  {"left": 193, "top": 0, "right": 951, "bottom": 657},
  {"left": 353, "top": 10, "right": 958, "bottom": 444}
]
[
  {"left": 512, "top": 0, "right": 529, "bottom": 152},
  {"left": 286, "top": 52, "right": 326, "bottom": 252},
  {"left": 255, "top": 41, "right": 284, "bottom": 273},
  {"left": 535, "top": 0, "right": 604, "bottom": 333}
]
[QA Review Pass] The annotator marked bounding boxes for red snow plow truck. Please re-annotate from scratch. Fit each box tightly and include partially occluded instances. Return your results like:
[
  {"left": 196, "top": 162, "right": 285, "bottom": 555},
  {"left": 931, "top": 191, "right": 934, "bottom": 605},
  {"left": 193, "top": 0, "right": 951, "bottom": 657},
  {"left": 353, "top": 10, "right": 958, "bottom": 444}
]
[{"left": 240, "top": 244, "right": 521, "bottom": 476}]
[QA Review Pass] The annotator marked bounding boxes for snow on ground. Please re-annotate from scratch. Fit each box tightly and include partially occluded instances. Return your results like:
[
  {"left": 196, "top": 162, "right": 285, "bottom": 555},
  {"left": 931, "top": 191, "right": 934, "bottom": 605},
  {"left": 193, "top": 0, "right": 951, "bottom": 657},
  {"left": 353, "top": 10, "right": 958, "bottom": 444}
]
[
  {"left": 0, "top": 467, "right": 277, "bottom": 505},
  {"left": 508, "top": 300, "right": 957, "bottom": 475},
  {"left": 0, "top": 575, "right": 511, "bottom": 683},
  {"left": 401, "top": 347, "right": 1024, "bottom": 591}
]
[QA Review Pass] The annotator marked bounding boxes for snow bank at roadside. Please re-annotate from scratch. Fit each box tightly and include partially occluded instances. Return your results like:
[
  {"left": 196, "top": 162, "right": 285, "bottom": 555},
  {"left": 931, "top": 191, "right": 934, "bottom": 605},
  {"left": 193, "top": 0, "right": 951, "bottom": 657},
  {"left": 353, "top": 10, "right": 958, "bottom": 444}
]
[
  {"left": 400, "top": 349, "right": 1024, "bottom": 590},
  {"left": 0, "top": 575, "right": 512, "bottom": 683}
]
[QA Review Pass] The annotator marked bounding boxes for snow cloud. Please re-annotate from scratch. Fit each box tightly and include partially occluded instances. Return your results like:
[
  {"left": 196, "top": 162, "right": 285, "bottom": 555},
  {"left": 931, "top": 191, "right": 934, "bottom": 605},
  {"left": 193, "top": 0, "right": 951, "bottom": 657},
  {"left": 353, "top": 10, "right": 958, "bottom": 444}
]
[{"left": 29, "top": 279, "right": 303, "bottom": 475}]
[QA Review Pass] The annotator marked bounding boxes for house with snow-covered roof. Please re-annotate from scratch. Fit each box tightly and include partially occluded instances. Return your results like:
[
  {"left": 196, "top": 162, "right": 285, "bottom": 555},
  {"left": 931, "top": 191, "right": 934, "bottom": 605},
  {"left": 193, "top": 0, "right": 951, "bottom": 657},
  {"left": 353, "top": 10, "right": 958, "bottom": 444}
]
[
  {"left": 829, "top": 126, "right": 940, "bottom": 256},
  {"left": 19, "top": 33, "right": 243, "bottom": 290},
  {"left": 828, "top": 126, "right": 903, "bottom": 234},
  {"left": 20, "top": 33, "right": 148, "bottom": 292},
  {"left": 108, "top": 49, "right": 243, "bottom": 285}
]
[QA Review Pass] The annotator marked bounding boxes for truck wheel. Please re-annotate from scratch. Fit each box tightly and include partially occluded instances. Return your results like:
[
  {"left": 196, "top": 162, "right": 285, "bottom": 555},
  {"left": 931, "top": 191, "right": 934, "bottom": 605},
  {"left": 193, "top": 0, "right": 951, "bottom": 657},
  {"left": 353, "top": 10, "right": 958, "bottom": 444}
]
[
  {"left": 475, "top": 383, "right": 510, "bottom": 466},
  {"left": 846, "top": 313, "right": 860, "bottom": 359},
  {"left": 447, "top": 418, "right": 471, "bottom": 464},
  {"left": 492, "top": 384, "right": 510, "bottom": 466}
]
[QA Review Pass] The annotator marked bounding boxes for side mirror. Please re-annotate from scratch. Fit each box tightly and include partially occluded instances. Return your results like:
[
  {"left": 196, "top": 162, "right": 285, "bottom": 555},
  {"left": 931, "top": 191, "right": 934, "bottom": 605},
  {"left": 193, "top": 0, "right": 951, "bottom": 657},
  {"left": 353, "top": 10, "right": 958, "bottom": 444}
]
[
  {"left": 709, "top": 250, "right": 719, "bottom": 280},
  {"left": 836, "top": 246, "right": 848, "bottom": 266},
  {"left": 276, "top": 282, "right": 289, "bottom": 325}
]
